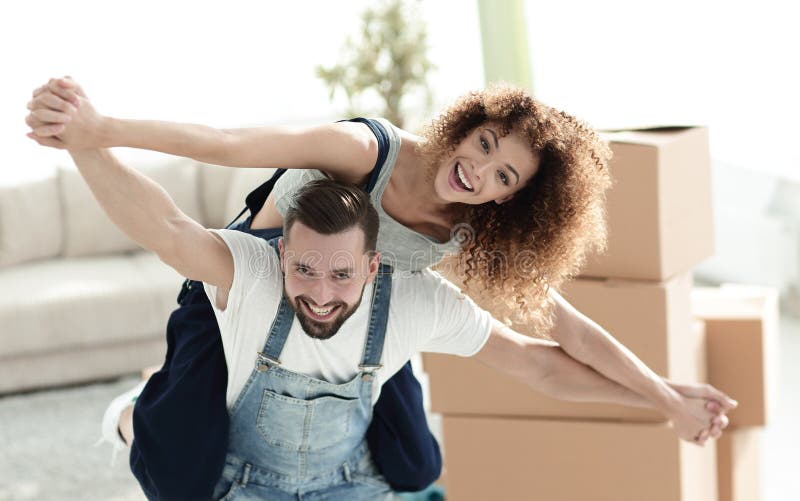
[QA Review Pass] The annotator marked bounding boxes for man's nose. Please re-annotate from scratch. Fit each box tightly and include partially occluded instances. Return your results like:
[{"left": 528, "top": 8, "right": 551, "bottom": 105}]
[{"left": 309, "top": 278, "right": 334, "bottom": 305}]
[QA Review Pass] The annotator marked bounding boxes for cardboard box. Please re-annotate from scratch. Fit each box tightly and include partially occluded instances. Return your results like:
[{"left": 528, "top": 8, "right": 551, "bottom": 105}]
[
  {"left": 691, "top": 285, "right": 779, "bottom": 427},
  {"left": 441, "top": 416, "right": 718, "bottom": 501},
  {"left": 424, "top": 273, "right": 701, "bottom": 421},
  {"left": 581, "top": 127, "right": 714, "bottom": 281},
  {"left": 717, "top": 428, "right": 762, "bottom": 501}
]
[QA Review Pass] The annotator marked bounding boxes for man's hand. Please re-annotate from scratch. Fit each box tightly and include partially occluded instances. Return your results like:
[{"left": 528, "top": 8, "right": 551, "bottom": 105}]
[
  {"left": 665, "top": 380, "right": 737, "bottom": 445},
  {"left": 25, "top": 76, "right": 108, "bottom": 150}
]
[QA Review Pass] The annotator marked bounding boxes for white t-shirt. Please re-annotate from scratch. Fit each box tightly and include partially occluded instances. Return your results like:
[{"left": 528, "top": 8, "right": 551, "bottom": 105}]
[{"left": 203, "top": 229, "right": 493, "bottom": 408}]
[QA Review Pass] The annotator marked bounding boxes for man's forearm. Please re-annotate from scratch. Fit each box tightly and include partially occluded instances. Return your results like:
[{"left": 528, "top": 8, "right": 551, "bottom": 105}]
[
  {"left": 69, "top": 148, "right": 185, "bottom": 253},
  {"left": 533, "top": 344, "right": 653, "bottom": 409}
]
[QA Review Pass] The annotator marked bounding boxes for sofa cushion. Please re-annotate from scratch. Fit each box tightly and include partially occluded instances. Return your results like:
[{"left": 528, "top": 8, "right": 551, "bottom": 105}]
[
  {"left": 59, "top": 159, "right": 205, "bottom": 257},
  {"left": 0, "top": 338, "right": 167, "bottom": 394},
  {"left": 0, "top": 251, "right": 184, "bottom": 359},
  {"left": 223, "top": 167, "right": 278, "bottom": 224},
  {"left": 0, "top": 171, "right": 62, "bottom": 268},
  {"left": 197, "top": 163, "right": 236, "bottom": 229}
]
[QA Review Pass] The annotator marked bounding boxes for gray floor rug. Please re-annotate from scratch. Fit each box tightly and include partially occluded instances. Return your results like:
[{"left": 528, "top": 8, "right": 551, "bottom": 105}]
[{"left": 0, "top": 376, "right": 146, "bottom": 501}]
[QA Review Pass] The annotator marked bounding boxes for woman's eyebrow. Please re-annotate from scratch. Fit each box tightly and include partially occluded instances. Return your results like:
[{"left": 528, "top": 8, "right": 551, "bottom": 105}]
[
  {"left": 486, "top": 128, "right": 520, "bottom": 184},
  {"left": 486, "top": 128, "right": 500, "bottom": 149}
]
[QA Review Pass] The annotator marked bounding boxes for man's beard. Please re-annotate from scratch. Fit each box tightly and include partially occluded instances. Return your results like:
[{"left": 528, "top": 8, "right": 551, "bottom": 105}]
[{"left": 287, "top": 284, "right": 367, "bottom": 340}]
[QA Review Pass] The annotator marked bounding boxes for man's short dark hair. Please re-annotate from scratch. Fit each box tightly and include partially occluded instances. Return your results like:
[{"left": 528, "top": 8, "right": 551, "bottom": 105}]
[{"left": 284, "top": 179, "right": 379, "bottom": 252}]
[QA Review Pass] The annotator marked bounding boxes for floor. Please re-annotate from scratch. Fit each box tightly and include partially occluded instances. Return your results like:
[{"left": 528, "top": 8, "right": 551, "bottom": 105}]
[{"left": 0, "top": 318, "right": 797, "bottom": 501}]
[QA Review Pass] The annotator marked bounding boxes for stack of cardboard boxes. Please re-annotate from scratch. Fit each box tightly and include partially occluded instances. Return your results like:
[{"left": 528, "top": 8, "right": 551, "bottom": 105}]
[
  {"left": 424, "top": 127, "right": 775, "bottom": 500},
  {"left": 691, "top": 284, "right": 778, "bottom": 501}
]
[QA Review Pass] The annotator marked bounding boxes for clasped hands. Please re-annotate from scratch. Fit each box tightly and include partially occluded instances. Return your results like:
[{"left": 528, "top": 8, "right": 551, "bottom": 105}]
[{"left": 26, "top": 76, "right": 105, "bottom": 150}]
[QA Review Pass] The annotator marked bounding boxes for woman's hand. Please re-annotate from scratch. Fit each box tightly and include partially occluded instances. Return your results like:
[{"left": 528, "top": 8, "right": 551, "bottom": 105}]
[
  {"left": 664, "top": 380, "right": 737, "bottom": 445},
  {"left": 25, "top": 76, "right": 108, "bottom": 150}
]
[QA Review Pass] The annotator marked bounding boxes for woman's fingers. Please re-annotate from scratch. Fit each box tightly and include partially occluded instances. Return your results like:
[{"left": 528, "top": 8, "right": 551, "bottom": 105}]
[
  {"left": 25, "top": 113, "right": 43, "bottom": 129},
  {"left": 58, "top": 76, "right": 87, "bottom": 98},
  {"left": 27, "top": 132, "right": 66, "bottom": 149},
  {"left": 31, "top": 108, "right": 72, "bottom": 124},
  {"left": 29, "top": 92, "right": 78, "bottom": 114},
  {"left": 30, "top": 122, "right": 66, "bottom": 137},
  {"left": 702, "top": 384, "right": 738, "bottom": 411},
  {"left": 47, "top": 79, "right": 80, "bottom": 107},
  {"left": 712, "top": 413, "right": 730, "bottom": 430},
  {"left": 694, "top": 428, "right": 709, "bottom": 446}
]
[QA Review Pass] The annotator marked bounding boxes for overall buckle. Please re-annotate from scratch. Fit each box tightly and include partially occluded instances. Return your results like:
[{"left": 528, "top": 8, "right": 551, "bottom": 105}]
[
  {"left": 256, "top": 352, "right": 280, "bottom": 372},
  {"left": 359, "top": 364, "right": 382, "bottom": 381}
]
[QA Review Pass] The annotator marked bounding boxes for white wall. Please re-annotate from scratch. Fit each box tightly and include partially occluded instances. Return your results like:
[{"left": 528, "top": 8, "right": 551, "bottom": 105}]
[
  {"left": 523, "top": 0, "right": 800, "bottom": 179},
  {"left": 1, "top": 0, "right": 484, "bottom": 183}
]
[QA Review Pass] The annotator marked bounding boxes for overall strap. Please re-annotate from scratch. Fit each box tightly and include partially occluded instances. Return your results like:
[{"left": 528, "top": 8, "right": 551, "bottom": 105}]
[
  {"left": 256, "top": 237, "right": 294, "bottom": 367},
  {"left": 359, "top": 263, "right": 394, "bottom": 375}
]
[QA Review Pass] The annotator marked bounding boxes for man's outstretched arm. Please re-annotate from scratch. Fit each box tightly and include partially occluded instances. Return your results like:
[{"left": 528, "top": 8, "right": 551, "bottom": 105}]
[{"left": 66, "top": 148, "right": 233, "bottom": 290}]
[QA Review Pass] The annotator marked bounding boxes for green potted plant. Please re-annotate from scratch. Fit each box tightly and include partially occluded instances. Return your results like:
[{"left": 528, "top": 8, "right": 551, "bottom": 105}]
[{"left": 316, "top": 0, "right": 435, "bottom": 128}]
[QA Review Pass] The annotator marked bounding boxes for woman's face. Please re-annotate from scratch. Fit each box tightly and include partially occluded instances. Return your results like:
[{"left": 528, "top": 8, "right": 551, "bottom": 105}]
[{"left": 433, "top": 125, "right": 541, "bottom": 205}]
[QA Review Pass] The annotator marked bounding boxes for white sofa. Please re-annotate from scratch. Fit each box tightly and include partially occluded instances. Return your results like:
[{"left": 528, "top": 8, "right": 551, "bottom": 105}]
[{"left": 0, "top": 159, "right": 275, "bottom": 394}]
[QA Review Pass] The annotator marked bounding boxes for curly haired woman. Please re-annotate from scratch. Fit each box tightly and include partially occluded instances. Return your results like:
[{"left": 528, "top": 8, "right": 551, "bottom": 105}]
[{"left": 26, "top": 77, "right": 736, "bottom": 500}]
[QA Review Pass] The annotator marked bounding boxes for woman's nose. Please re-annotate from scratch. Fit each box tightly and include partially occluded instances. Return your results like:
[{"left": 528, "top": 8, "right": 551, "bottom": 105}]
[{"left": 474, "top": 160, "right": 493, "bottom": 179}]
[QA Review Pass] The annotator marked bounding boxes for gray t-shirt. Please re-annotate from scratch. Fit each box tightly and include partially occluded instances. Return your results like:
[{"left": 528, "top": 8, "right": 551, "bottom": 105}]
[{"left": 272, "top": 118, "right": 461, "bottom": 273}]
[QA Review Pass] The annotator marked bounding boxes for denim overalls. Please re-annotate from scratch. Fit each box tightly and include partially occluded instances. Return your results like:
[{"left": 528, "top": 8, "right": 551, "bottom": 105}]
[{"left": 211, "top": 238, "right": 395, "bottom": 500}]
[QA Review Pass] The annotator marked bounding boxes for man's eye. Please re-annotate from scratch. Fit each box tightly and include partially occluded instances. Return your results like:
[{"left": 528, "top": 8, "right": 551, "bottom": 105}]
[
  {"left": 335, "top": 273, "right": 352, "bottom": 280},
  {"left": 296, "top": 266, "right": 310, "bottom": 275}
]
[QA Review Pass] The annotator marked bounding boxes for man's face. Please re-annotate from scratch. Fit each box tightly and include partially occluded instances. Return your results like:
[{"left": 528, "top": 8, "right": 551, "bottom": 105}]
[{"left": 280, "top": 222, "right": 379, "bottom": 340}]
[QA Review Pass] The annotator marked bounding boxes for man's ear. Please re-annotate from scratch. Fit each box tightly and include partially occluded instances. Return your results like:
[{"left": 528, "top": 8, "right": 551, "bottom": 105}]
[
  {"left": 278, "top": 238, "right": 285, "bottom": 273},
  {"left": 366, "top": 251, "right": 381, "bottom": 284},
  {"left": 494, "top": 194, "right": 513, "bottom": 205}
]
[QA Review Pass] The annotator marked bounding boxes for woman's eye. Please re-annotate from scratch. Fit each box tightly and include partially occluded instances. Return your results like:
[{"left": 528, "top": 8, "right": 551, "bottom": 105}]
[
  {"left": 498, "top": 170, "right": 509, "bottom": 185},
  {"left": 480, "top": 136, "right": 490, "bottom": 153}
]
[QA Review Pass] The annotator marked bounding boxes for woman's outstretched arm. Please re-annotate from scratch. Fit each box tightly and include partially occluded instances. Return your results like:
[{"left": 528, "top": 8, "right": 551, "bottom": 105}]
[
  {"left": 27, "top": 77, "right": 376, "bottom": 185},
  {"left": 474, "top": 318, "right": 730, "bottom": 445},
  {"left": 547, "top": 289, "right": 737, "bottom": 441}
]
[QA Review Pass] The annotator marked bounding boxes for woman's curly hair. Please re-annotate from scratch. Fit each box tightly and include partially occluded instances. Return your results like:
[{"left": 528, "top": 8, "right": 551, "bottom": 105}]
[{"left": 420, "top": 84, "right": 612, "bottom": 337}]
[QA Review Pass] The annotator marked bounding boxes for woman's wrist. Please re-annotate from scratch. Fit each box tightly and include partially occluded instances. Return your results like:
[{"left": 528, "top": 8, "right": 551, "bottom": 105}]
[
  {"left": 101, "top": 117, "right": 125, "bottom": 148},
  {"left": 650, "top": 378, "right": 684, "bottom": 416}
]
